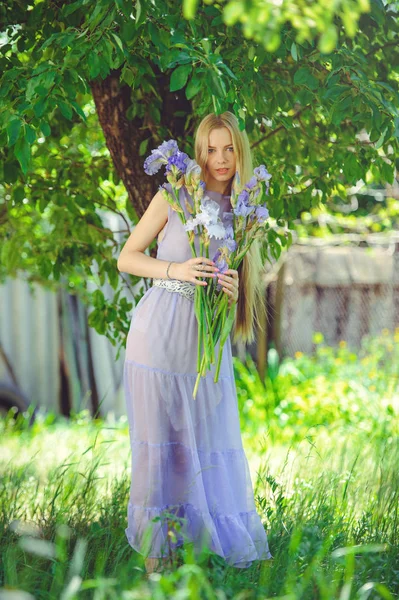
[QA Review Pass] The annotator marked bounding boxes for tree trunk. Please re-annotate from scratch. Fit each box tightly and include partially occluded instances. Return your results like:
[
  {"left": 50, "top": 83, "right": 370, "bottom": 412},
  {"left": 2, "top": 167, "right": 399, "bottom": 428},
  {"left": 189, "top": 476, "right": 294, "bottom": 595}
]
[{"left": 89, "top": 67, "right": 191, "bottom": 218}]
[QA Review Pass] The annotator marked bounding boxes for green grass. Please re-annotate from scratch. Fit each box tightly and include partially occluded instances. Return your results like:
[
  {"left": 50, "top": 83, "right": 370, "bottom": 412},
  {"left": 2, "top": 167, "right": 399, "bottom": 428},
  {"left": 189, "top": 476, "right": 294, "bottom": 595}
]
[{"left": 0, "top": 329, "right": 398, "bottom": 599}]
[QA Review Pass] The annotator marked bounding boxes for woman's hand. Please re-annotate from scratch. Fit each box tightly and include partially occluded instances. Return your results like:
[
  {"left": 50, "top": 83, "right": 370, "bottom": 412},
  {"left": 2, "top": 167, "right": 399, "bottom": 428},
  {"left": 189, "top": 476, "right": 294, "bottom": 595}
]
[
  {"left": 170, "top": 257, "right": 219, "bottom": 285},
  {"left": 217, "top": 269, "right": 239, "bottom": 306}
]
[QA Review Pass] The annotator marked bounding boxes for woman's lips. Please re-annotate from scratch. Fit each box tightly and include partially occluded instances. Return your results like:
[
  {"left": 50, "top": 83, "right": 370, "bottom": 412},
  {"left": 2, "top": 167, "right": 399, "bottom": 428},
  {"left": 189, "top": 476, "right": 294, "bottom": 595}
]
[{"left": 216, "top": 168, "right": 229, "bottom": 174}]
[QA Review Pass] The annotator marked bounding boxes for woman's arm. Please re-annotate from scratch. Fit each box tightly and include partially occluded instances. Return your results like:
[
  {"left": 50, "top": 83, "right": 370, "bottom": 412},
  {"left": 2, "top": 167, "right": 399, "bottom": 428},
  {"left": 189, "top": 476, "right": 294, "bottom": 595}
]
[{"left": 117, "top": 189, "right": 178, "bottom": 279}]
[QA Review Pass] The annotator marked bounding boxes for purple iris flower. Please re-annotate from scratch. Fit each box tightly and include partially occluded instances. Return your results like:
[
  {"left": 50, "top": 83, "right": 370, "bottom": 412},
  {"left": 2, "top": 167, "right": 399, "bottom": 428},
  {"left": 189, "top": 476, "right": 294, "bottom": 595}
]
[
  {"left": 144, "top": 139, "right": 179, "bottom": 175},
  {"left": 246, "top": 175, "right": 258, "bottom": 189},
  {"left": 239, "top": 189, "right": 250, "bottom": 203},
  {"left": 222, "top": 212, "right": 234, "bottom": 238},
  {"left": 224, "top": 237, "right": 237, "bottom": 252},
  {"left": 166, "top": 150, "right": 189, "bottom": 175},
  {"left": 255, "top": 205, "right": 269, "bottom": 223},
  {"left": 234, "top": 190, "right": 255, "bottom": 218},
  {"left": 254, "top": 165, "right": 272, "bottom": 182},
  {"left": 224, "top": 223, "right": 234, "bottom": 238},
  {"left": 212, "top": 250, "right": 229, "bottom": 275}
]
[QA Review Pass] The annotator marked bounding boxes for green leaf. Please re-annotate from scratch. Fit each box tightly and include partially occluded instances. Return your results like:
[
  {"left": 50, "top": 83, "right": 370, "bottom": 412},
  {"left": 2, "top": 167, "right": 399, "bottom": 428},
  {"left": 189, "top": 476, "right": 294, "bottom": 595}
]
[
  {"left": 135, "top": 0, "right": 148, "bottom": 29},
  {"left": 380, "top": 159, "right": 394, "bottom": 185},
  {"left": 217, "top": 60, "right": 237, "bottom": 80},
  {"left": 208, "top": 71, "right": 226, "bottom": 97},
  {"left": 111, "top": 33, "right": 124, "bottom": 54},
  {"left": 183, "top": 0, "right": 199, "bottom": 19},
  {"left": 40, "top": 69, "right": 57, "bottom": 90},
  {"left": 70, "top": 100, "right": 87, "bottom": 122},
  {"left": 58, "top": 100, "right": 73, "bottom": 120},
  {"left": 7, "top": 118, "right": 21, "bottom": 146},
  {"left": 13, "top": 186, "right": 25, "bottom": 202},
  {"left": 38, "top": 257, "right": 53, "bottom": 278},
  {"left": 107, "top": 263, "right": 119, "bottom": 290},
  {"left": 115, "top": 0, "right": 132, "bottom": 19},
  {"left": 14, "top": 136, "right": 31, "bottom": 174},
  {"left": 223, "top": 1, "right": 242, "bottom": 24},
  {"left": 62, "top": 0, "right": 83, "bottom": 17},
  {"left": 148, "top": 22, "right": 166, "bottom": 51},
  {"left": 185, "top": 75, "right": 202, "bottom": 100},
  {"left": 170, "top": 64, "right": 192, "bottom": 92},
  {"left": 293, "top": 67, "right": 319, "bottom": 90},
  {"left": 88, "top": 51, "right": 101, "bottom": 79},
  {"left": 319, "top": 25, "right": 338, "bottom": 54},
  {"left": 121, "top": 64, "right": 135, "bottom": 87},
  {"left": 41, "top": 121, "right": 51, "bottom": 137},
  {"left": 342, "top": 152, "right": 360, "bottom": 181},
  {"left": 33, "top": 97, "right": 48, "bottom": 118},
  {"left": 375, "top": 126, "right": 387, "bottom": 150},
  {"left": 139, "top": 138, "right": 150, "bottom": 156},
  {"left": 291, "top": 42, "right": 298, "bottom": 62},
  {"left": 25, "top": 125, "right": 36, "bottom": 144},
  {"left": 264, "top": 30, "right": 281, "bottom": 52},
  {"left": 92, "top": 289, "right": 105, "bottom": 308}
]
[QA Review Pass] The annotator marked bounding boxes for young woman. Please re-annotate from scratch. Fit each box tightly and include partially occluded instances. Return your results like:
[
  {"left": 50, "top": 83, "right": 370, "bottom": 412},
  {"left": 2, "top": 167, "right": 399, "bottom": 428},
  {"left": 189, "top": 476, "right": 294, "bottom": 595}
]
[{"left": 117, "top": 111, "right": 273, "bottom": 576}]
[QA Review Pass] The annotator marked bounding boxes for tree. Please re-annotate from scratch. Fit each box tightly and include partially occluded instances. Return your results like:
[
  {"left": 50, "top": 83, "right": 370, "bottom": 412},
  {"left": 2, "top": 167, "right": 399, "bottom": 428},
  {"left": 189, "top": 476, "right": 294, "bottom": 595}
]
[{"left": 0, "top": 0, "right": 398, "bottom": 357}]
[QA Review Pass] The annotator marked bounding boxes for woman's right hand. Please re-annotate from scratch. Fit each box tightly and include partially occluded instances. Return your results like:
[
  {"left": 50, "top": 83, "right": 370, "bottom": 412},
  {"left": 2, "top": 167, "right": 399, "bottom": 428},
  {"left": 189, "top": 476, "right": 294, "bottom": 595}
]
[{"left": 171, "top": 257, "right": 219, "bottom": 286}]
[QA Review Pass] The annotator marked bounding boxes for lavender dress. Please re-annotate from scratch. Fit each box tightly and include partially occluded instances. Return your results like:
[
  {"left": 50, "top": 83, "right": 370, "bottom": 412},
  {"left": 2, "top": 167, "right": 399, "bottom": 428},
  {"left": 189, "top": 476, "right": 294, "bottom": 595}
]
[{"left": 123, "top": 185, "right": 273, "bottom": 568}]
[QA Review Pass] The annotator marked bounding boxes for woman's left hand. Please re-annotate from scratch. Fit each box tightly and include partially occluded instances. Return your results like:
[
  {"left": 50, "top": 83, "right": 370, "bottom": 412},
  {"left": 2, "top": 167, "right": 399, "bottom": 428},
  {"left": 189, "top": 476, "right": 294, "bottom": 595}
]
[{"left": 217, "top": 269, "right": 239, "bottom": 307}]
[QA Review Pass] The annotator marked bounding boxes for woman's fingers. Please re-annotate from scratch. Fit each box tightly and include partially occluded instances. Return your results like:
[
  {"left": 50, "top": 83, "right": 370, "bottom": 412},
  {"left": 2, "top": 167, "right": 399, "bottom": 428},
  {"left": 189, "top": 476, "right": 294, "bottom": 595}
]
[
  {"left": 223, "top": 268, "right": 238, "bottom": 277},
  {"left": 218, "top": 271, "right": 239, "bottom": 302},
  {"left": 218, "top": 276, "right": 234, "bottom": 289},
  {"left": 191, "top": 258, "right": 219, "bottom": 275},
  {"left": 190, "top": 258, "right": 219, "bottom": 285}
]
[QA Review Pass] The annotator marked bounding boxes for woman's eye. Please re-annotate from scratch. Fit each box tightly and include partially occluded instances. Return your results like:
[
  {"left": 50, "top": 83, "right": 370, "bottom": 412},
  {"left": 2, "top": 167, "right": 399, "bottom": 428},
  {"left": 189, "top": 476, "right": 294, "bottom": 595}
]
[
  {"left": 208, "top": 149, "right": 214, "bottom": 153},
  {"left": 228, "top": 147, "right": 234, "bottom": 152}
]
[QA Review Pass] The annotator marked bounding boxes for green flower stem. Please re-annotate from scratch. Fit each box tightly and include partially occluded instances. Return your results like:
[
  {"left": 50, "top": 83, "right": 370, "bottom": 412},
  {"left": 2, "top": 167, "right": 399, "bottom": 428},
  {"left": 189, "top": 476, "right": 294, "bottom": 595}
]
[
  {"left": 214, "top": 300, "right": 236, "bottom": 382},
  {"left": 203, "top": 295, "right": 215, "bottom": 363},
  {"left": 214, "top": 303, "right": 228, "bottom": 382},
  {"left": 201, "top": 292, "right": 211, "bottom": 367},
  {"left": 193, "top": 352, "right": 208, "bottom": 398},
  {"left": 212, "top": 312, "right": 223, "bottom": 348},
  {"left": 195, "top": 286, "right": 202, "bottom": 373},
  {"left": 193, "top": 368, "right": 201, "bottom": 399},
  {"left": 198, "top": 295, "right": 227, "bottom": 380}
]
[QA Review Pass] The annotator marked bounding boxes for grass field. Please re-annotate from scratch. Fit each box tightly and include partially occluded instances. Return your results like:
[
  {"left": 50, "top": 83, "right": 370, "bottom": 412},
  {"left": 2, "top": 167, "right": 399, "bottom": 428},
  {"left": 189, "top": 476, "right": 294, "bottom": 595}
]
[{"left": 0, "top": 331, "right": 398, "bottom": 599}]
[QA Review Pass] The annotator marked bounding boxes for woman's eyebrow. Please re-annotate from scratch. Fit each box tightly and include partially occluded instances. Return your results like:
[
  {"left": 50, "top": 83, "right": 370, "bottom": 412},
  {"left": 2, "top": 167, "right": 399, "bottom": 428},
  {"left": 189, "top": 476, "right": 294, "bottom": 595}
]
[{"left": 208, "top": 144, "right": 233, "bottom": 148}]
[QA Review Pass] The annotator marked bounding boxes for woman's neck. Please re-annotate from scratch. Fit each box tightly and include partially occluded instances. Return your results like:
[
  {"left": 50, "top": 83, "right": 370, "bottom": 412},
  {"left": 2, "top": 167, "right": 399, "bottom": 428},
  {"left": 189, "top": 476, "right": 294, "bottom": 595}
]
[{"left": 205, "top": 180, "right": 231, "bottom": 195}]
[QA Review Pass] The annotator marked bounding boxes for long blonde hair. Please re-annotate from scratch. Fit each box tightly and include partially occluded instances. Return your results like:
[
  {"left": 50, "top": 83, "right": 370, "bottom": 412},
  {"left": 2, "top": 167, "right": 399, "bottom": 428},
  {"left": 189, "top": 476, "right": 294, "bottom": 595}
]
[{"left": 194, "top": 111, "right": 266, "bottom": 345}]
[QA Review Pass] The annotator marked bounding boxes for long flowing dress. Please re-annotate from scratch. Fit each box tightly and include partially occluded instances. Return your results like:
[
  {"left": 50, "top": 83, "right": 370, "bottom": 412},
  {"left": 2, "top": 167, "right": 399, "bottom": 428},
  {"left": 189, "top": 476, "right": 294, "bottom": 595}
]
[{"left": 123, "top": 184, "right": 273, "bottom": 568}]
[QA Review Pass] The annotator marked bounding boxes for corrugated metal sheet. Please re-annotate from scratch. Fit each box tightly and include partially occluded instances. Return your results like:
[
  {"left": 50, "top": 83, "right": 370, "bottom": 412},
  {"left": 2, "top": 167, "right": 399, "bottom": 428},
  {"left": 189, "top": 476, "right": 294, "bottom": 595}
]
[{"left": 0, "top": 210, "right": 134, "bottom": 419}]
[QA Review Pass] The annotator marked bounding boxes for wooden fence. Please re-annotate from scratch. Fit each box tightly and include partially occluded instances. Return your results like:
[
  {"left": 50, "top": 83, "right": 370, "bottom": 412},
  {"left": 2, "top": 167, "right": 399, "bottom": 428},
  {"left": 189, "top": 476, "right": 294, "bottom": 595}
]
[{"left": 234, "top": 232, "right": 399, "bottom": 378}]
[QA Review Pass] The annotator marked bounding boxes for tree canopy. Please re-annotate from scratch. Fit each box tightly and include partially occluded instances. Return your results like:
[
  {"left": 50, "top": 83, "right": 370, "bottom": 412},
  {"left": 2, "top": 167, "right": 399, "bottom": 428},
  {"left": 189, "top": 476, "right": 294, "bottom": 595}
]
[{"left": 0, "top": 0, "right": 398, "bottom": 355}]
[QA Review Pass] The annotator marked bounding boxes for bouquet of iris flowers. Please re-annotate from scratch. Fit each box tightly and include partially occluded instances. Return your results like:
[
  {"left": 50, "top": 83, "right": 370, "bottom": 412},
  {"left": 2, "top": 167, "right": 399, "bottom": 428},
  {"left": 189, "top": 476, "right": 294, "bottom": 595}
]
[{"left": 144, "top": 140, "right": 271, "bottom": 399}]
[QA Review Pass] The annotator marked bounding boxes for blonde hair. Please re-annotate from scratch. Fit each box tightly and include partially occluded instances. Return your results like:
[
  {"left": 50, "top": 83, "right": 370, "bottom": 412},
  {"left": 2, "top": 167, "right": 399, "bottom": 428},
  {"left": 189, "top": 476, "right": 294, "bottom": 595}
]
[{"left": 194, "top": 111, "right": 266, "bottom": 345}]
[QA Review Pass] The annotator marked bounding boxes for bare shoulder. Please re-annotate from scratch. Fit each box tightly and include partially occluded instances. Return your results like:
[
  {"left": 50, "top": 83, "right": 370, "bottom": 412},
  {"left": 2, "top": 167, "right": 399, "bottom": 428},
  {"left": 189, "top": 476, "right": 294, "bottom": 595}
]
[{"left": 118, "top": 188, "right": 169, "bottom": 255}]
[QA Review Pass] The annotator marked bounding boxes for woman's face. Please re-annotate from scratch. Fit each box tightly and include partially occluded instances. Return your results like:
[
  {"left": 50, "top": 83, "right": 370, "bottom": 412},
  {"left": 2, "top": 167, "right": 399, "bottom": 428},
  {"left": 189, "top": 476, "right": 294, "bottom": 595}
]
[{"left": 205, "top": 127, "right": 236, "bottom": 189}]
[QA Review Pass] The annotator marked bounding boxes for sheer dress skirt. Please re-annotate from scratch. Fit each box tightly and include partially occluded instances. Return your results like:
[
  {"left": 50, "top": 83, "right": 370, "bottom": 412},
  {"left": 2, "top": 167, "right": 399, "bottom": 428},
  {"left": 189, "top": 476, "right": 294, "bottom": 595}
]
[{"left": 123, "top": 284, "right": 273, "bottom": 568}]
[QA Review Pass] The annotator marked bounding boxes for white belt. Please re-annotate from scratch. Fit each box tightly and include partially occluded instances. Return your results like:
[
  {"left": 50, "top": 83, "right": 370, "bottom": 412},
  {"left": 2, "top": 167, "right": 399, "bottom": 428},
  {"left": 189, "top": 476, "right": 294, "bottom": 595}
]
[{"left": 152, "top": 278, "right": 195, "bottom": 302}]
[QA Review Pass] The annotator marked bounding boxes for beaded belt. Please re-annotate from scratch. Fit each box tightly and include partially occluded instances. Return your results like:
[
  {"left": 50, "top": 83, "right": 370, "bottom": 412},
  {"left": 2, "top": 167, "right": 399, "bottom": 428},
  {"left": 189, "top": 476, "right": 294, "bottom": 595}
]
[{"left": 152, "top": 278, "right": 196, "bottom": 302}]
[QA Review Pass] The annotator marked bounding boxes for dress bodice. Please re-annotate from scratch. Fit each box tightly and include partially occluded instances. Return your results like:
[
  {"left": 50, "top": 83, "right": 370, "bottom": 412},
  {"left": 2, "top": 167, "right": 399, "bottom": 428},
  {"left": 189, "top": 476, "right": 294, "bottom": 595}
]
[{"left": 156, "top": 184, "right": 232, "bottom": 265}]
